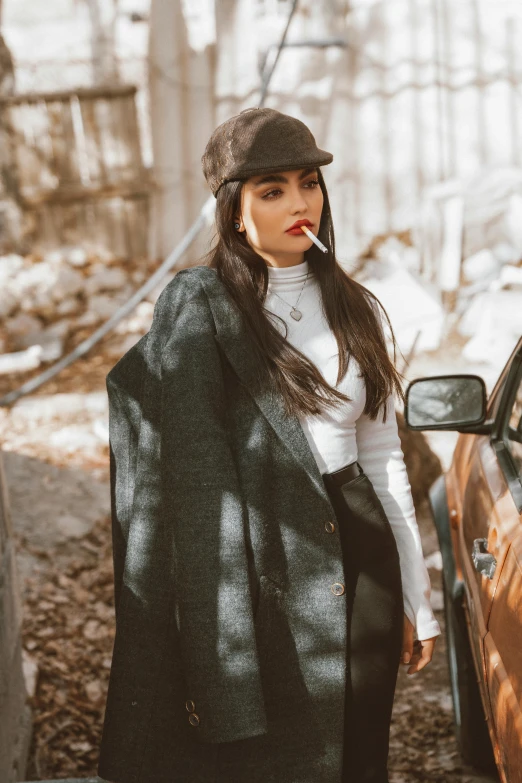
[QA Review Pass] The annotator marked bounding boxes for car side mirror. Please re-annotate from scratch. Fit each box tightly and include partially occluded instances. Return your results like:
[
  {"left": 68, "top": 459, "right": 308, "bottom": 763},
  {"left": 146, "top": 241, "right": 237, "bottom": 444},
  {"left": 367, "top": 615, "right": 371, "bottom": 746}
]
[{"left": 404, "top": 374, "right": 488, "bottom": 431}]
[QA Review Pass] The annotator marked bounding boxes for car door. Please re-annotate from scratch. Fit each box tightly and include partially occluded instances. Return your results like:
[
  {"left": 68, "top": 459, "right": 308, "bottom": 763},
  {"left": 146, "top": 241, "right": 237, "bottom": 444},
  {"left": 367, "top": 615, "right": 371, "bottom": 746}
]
[
  {"left": 458, "top": 343, "right": 522, "bottom": 719},
  {"left": 484, "top": 351, "right": 522, "bottom": 782}
]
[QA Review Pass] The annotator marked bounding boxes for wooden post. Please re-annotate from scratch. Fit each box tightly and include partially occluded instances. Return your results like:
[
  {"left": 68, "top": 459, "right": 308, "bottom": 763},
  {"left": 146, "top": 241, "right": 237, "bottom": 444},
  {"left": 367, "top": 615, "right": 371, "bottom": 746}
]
[
  {"left": 0, "top": 2, "right": 24, "bottom": 254},
  {"left": 0, "top": 448, "right": 32, "bottom": 782}
]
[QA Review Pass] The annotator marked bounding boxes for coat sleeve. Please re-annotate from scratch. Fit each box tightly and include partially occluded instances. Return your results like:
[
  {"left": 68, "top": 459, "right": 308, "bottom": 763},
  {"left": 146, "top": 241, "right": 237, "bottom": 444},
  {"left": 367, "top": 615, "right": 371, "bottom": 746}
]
[
  {"left": 106, "top": 341, "right": 147, "bottom": 625},
  {"left": 158, "top": 281, "right": 268, "bottom": 743},
  {"left": 107, "top": 377, "right": 128, "bottom": 623}
]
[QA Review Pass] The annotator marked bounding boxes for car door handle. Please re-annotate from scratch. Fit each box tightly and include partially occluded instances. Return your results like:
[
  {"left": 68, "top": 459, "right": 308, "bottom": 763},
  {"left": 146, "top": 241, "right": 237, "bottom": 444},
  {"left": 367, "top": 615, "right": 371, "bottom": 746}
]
[{"left": 471, "top": 538, "right": 497, "bottom": 579}]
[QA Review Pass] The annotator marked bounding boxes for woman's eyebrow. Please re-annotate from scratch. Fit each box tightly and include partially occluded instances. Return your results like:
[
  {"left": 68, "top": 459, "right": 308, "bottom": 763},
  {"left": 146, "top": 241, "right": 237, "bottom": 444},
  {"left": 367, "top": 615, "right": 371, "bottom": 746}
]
[{"left": 252, "top": 167, "right": 317, "bottom": 187}]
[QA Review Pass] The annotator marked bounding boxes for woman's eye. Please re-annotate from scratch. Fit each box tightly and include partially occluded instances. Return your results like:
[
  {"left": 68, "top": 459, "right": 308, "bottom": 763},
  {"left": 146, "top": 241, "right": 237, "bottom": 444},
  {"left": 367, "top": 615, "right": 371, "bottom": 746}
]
[
  {"left": 261, "top": 180, "right": 320, "bottom": 200},
  {"left": 262, "top": 188, "right": 281, "bottom": 200}
]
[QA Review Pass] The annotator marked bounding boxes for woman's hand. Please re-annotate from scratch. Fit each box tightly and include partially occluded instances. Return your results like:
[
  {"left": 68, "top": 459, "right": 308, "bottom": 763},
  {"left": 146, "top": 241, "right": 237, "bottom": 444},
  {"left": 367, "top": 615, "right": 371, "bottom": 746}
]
[{"left": 401, "top": 613, "right": 438, "bottom": 675}]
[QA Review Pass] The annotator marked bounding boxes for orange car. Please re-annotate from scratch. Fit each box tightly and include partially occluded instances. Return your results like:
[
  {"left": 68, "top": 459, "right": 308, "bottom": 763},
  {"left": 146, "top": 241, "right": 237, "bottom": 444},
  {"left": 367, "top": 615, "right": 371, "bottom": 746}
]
[{"left": 404, "top": 336, "right": 522, "bottom": 783}]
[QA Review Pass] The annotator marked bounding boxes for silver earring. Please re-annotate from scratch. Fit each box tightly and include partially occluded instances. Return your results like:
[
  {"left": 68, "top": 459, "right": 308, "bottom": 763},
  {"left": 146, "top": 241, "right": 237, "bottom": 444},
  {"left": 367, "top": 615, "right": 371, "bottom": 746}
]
[{"left": 234, "top": 222, "right": 240, "bottom": 229}]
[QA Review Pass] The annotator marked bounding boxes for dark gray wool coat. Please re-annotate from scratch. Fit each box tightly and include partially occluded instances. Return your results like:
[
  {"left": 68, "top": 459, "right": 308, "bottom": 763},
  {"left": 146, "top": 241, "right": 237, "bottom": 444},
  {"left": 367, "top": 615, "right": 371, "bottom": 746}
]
[{"left": 97, "top": 264, "right": 363, "bottom": 783}]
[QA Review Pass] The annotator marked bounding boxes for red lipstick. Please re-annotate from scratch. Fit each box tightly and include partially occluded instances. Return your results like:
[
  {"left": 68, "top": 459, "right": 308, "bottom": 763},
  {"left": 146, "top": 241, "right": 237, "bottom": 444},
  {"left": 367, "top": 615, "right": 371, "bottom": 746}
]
[{"left": 285, "top": 219, "right": 313, "bottom": 235}]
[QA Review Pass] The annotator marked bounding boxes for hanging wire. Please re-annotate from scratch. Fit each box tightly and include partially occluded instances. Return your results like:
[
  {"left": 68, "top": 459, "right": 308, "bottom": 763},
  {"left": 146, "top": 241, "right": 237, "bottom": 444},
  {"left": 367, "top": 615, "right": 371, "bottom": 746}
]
[{"left": 0, "top": 0, "right": 301, "bottom": 407}]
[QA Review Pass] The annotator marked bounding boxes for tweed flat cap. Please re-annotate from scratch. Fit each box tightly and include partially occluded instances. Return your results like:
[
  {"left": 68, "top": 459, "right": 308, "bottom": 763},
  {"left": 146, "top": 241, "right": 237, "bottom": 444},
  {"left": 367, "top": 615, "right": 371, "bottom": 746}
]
[{"left": 201, "top": 107, "right": 333, "bottom": 197}]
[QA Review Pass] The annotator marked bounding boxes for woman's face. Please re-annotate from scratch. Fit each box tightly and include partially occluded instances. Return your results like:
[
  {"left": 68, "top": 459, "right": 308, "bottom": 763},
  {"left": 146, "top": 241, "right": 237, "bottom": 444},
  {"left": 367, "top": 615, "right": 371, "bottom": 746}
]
[{"left": 234, "top": 166, "right": 324, "bottom": 268}]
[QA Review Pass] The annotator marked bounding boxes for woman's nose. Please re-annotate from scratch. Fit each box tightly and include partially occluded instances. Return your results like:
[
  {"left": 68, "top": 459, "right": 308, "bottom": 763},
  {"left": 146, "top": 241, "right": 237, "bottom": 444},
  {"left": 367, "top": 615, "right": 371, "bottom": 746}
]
[{"left": 289, "top": 188, "right": 309, "bottom": 210}]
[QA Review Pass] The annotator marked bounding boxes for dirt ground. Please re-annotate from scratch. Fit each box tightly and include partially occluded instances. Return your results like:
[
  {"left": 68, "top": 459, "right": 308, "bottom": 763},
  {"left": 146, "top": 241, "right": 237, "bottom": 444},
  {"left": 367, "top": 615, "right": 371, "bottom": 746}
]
[{"left": 0, "top": 349, "right": 499, "bottom": 782}]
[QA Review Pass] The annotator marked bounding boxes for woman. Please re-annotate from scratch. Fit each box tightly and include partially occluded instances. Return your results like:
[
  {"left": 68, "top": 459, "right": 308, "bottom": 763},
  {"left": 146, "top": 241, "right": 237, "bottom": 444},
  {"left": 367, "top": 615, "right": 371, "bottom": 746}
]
[{"left": 98, "top": 107, "right": 440, "bottom": 783}]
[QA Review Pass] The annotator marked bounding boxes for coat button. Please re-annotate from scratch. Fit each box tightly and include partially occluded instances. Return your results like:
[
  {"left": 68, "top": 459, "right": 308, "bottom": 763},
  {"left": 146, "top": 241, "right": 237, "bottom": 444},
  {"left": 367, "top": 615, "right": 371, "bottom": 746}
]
[
  {"left": 188, "top": 712, "right": 200, "bottom": 726},
  {"left": 331, "top": 582, "right": 345, "bottom": 595},
  {"left": 324, "top": 520, "right": 335, "bottom": 533},
  {"left": 185, "top": 700, "right": 195, "bottom": 712}
]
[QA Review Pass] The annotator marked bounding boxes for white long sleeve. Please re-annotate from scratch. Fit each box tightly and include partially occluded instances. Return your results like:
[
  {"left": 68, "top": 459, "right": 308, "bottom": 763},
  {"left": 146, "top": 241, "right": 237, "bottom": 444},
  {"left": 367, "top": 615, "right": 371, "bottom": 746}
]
[
  {"left": 264, "top": 259, "right": 441, "bottom": 642},
  {"left": 355, "top": 394, "right": 441, "bottom": 640}
]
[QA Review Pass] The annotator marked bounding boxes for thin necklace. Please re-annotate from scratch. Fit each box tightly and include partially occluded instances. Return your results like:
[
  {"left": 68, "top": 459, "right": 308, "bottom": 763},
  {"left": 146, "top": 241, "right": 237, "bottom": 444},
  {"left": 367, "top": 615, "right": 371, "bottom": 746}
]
[{"left": 268, "top": 270, "right": 309, "bottom": 321}]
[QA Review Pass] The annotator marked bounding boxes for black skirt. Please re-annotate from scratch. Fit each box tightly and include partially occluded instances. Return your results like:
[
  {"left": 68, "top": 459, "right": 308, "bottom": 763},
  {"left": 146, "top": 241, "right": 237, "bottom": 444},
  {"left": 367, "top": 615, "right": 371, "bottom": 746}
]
[{"left": 322, "top": 461, "right": 404, "bottom": 783}]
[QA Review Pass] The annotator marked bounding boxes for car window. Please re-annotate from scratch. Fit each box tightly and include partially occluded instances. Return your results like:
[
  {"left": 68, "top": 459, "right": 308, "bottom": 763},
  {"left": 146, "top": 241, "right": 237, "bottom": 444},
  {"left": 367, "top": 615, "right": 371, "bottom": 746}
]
[
  {"left": 487, "top": 371, "right": 508, "bottom": 420},
  {"left": 505, "top": 367, "right": 522, "bottom": 478},
  {"left": 488, "top": 338, "right": 522, "bottom": 424}
]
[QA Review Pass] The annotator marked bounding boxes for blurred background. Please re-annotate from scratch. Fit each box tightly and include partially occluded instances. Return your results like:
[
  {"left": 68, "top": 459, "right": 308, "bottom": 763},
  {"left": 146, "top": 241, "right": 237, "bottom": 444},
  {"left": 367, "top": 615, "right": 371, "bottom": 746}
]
[{"left": 0, "top": 1, "right": 520, "bottom": 781}]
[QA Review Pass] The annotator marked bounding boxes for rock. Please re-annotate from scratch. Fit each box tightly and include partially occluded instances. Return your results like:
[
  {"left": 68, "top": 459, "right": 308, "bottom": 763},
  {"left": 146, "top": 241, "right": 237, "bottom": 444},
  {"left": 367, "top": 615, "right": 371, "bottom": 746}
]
[
  {"left": 9, "top": 261, "right": 84, "bottom": 311},
  {"left": 47, "top": 425, "right": 104, "bottom": 454},
  {"left": 93, "top": 418, "right": 109, "bottom": 443},
  {"left": 56, "top": 296, "right": 81, "bottom": 316},
  {"left": 75, "top": 310, "right": 100, "bottom": 328},
  {"left": 5, "top": 312, "right": 44, "bottom": 342},
  {"left": 87, "top": 245, "right": 115, "bottom": 264},
  {"left": 38, "top": 337, "right": 64, "bottom": 362},
  {"left": 85, "top": 263, "right": 128, "bottom": 295},
  {"left": 19, "top": 288, "right": 55, "bottom": 316},
  {"left": 145, "top": 273, "right": 176, "bottom": 303},
  {"left": 43, "top": 319, "right": 71, "bottom": 340},
  {"left": 0, "top": 345, "right": 42, "bottom": 375},
  {"left": 460, "top": 290, "right": 522, "bottom": 364},
  {"left": 462, "top": 248, "right": 499, "bottom": 283},
  {"left": 0, "top": 288, "right": 17, "bottom": 318},
  {"left": 70, "top": 739, "right": 94, "bottom": 752},
  {"left": 43, "top": 249, "right": 65, "bottom": 265},
  {"left": 492, "top": 263, "right": 522, "bottom": 290},
  {"left": 9, "top": 391, "right": 107, "bottom": 421},
  {"left": 16, "top": 319, "right": 71, "bottom": 362},
  {"left": 6, "top": 261, "right": 83, "bottom": 315},
  {"left": 51, "top": 265, "right": 84, "bottom": 301},
  {"left": 43, "top": 246, "right": 89, "bottom": 267},
  {"left": 493, "top": 242, "right": 518, "bottom": 265},
  {"left": 359, "top": 265, "right": 444, "bottom": 354},
  {"left": 114, "top": 300, "right": 154, "bottom": 334},
  {"left": 82, "top": 619, "right": 101, "bottom": 640},
  {"left": 65, "top": 246, "right": 88, "bottom": 267},
  {"left": 506, "top": 192, "right": 522, "bottom": 255},
  {"left": 85, "top": 679, "right": 104, "bottom": 703},
  {"left": 21, "top": 649, "right": 39, "bottom": 699},
  {"left": 105, "top": 333, "right": 140, "bottom": 358},
  {"left": 131, "top": 269, "right": 147, "bottom": 284},
  {"left": 55, "top": 513, "right": 91, "bottom": 540},
  {"left": 88, "top": 293, "right": 121, "bottom": 320},
  {"left": 375, "top": 236, "right": 411, "bottom": 265},
  {"left": 0, "top": 253, "right": 25, "bottom": 281},
  {"left": 8, "top": 263, "right": 51, "bottom": 302}
]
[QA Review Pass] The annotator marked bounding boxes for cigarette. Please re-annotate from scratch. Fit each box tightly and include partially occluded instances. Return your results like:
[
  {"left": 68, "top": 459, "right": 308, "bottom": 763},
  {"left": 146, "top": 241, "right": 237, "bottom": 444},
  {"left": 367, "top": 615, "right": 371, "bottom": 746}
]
[{"left": 300, "top": 224, "right": 328, "bottom": 253}]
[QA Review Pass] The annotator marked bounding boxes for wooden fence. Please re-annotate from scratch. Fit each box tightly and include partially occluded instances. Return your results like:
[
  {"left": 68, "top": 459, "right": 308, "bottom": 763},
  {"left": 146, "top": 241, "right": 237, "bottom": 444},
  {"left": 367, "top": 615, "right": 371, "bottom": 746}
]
[
  {"left": 330, "top": 0, "right": 522, "bottom": 261},
  {"left": 1, "top": 84, "right": 150, "bottom": 258}
]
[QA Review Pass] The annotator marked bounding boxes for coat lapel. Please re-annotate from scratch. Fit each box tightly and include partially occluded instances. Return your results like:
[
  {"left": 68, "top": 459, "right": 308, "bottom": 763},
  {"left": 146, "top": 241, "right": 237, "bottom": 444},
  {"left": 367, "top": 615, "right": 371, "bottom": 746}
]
[{"left": 200, "top": 273, "right": 334, "bottom": 510}]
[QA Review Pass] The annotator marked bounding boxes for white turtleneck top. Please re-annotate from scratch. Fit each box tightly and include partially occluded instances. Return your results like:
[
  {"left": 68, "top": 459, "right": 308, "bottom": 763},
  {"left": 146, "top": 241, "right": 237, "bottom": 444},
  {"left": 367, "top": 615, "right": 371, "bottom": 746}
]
[{"left": 264, "top": 259, "right": 441, "bottom": 641}]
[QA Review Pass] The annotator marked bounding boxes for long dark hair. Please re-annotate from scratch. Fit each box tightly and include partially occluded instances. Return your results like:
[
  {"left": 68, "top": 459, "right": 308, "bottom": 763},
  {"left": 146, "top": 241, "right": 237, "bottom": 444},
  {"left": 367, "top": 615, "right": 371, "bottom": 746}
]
[{"left": 199, "top": 167, "right": 406, "bottom": 423}]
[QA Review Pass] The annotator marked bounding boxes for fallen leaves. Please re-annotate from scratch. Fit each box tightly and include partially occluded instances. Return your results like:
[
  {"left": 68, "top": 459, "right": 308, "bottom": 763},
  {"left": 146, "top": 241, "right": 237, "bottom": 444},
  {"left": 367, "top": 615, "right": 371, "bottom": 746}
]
[{"left": 22, "top": 512, "right": 115, "bottom": 779}]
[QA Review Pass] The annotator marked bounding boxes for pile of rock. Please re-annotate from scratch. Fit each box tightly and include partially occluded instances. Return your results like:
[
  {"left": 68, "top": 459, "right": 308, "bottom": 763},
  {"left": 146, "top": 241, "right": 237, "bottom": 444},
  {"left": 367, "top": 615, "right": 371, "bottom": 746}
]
[
  {"left": 354, "top": 218, "right": 522, "bottom": 383},
  {"left": 0, "top": 248, "right": 165, "bottom": 374},
  {"left": 457, "top": 245, "right": 522, "bottom": 364}
]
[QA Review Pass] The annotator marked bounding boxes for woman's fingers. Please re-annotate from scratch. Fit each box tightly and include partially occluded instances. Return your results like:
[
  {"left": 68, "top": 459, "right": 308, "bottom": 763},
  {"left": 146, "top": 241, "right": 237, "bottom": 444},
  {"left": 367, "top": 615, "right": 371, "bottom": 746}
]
[
  {"left": 406, "top": 637, "right": 437, "bottom": 675},
  {"left": 401, "top": 615, "right": 438, "bottom": 673}
]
